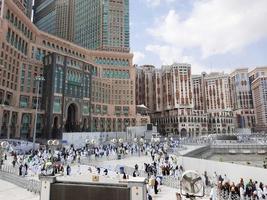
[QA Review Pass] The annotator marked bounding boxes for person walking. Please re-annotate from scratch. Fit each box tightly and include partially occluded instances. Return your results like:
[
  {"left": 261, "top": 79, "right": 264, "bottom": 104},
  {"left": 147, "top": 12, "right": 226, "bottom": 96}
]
[
  {"left": 12, "top": 160, "right": 16, "bottom": 168},
  {"left": 19, "top": 164, "right": 23, "bottom": 176},
  {"left": 21, "top": 165, "right": 26, "bottom": 177},
  {"left": 240, "top": 184, "right": 245, "bottom": 200},
  {"left": 77, "top": 165, "right": 81, "bottom": 175},
  {"left": 154, "top": 178, "right": 159, "bottom": 194},
  {"left": 104, "top": 169, "right": 108, "bottom": 176},
  {"left": 209, "top": 184, "right": 217, "bottom": 200},
  {"left": 123, "top": 172, "right": 127, "bottom": 179},
  {"left": 66, "top": 165, "right": 71, "bottom": 176}
]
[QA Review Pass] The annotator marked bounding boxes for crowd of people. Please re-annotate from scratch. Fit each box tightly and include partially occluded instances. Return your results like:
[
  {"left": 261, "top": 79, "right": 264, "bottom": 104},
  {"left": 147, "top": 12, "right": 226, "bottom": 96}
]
[
  {"left": 2, "top": 141, "right": 163, "bottom": 177},
  {"left": 1, "top": 139, "right": 183, "bottom": 200},
  {"left": 209, "top": 173, "right": 267, "bottom": 200},
  {"left": 129, "top": 143, "right": 185, "bottom": 200},
  {"left": 1, "top": 137, "right": 267, "bottom": 200}
]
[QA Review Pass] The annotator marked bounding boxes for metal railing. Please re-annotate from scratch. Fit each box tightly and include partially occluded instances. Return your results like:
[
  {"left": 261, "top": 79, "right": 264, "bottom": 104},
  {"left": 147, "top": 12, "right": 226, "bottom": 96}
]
[
  {"left": 81, "top": 152, "right": 145, "bottom": 164},
  {"left": 0, "top": 165, "right": 41, "bottom": 194},
  {"left": 0, "top": 164, "right": 19, "bottom": 175},
  {"left": 162, "top": 176, "right": 180, "bottom": 189},
  {"left": 116, "top": 165, "right": 182, "bottom": 189},
  {"left": 216, "top": 190, "right": 241, "bottom": 200},
  {"left": 27, "top": 179, "right": 41, "bottom": 194}
]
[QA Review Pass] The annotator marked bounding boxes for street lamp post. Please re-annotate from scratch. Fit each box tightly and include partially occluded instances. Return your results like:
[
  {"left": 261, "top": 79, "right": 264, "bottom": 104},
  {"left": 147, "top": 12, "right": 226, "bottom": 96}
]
[
  {"left": 164, "top": 137, "right": 173, "bottom": 151},
  {"left": 32, "top": 76, "right": 45, "bottom": 152},
  {"left": 0, "top": 141, "right": 9, "bottom": 169},
  {"left": 151, "top": 136, "right": 160, "bottom": 148},
  {"left": 111, "top": 138, "right": 123, "bottom": 159},
  {"left": 0, "top": 104, "right": 4, "bottom": 138},
  {"left": 47, "top": 140, "right": 59, "bottom": 162},
  {"left": 155, "top": 122, "right": 158, "bottom": 137},
  {"left": 85, "top": 139, "right": 96, "bottom": 161},
  {"left": 134, "top": 137, "right": 144, "bottom": 156}
]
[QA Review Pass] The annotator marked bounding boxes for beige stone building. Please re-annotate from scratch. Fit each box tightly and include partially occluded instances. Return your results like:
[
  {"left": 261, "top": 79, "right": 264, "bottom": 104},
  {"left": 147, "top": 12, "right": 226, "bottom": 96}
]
[
  {"left": 137, "top": 63, "right": 208, "bottom": 137},
  {"left": 249, "top": 67, "right": 267, "bottom": 132},
  {"left": 0, "top": 0, "right": 148, "bottom": 139},
  {"left": 136, "top": 65, "right": 235, "bottom": 136},
  {"left": 229, "top": 68, "right": 255, "bottom": 131},
  {"left": 135, "top": 65, "right": 155, "bottom": 111}
]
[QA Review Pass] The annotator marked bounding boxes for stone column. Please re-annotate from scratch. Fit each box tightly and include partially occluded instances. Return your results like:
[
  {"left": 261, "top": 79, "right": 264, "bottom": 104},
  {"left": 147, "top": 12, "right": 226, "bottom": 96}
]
[
  {"left": 30, "top": 112, "right": 35, "bottom": 138},
  {"left": 7, "top": 111, "right": 12, "bottom": 139},
  {"left": 0, "top": 107, "right": 3, "bottom": 137},
  {"left": 15, "top": 112, "right": 22, "bottom": 138},
  {"left": 39, "top": 175, "right": 56, "bottom": 200},
  {"left": 127, "top": 177, "right": 146, "bottom": 200}
]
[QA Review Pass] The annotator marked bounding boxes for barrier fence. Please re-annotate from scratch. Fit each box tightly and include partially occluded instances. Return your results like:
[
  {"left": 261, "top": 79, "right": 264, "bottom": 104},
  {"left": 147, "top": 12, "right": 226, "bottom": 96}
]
[
  {"left": 81, "top": 151, "right": 147, "bottom": 165},
  {"left": 216, "top": 190, "right": 241, "bottom": 200},
  {"left": 0, "top": 164, "right": 19, "bottom": 175},
  {"left": 0, "top": 165, "right": 41, "bottom": 194}
]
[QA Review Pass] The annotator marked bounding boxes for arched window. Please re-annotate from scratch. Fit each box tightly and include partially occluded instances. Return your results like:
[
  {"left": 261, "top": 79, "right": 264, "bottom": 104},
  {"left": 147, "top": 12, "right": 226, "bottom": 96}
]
[
  {"left": 14, "top": 17, "right": 17, "bottom": 26},
  {"left": 6, "top": 9, "right": 10, "bottom": 19},
  {"left": 11, "top": 13, "right": 14, "bottom": 22}
]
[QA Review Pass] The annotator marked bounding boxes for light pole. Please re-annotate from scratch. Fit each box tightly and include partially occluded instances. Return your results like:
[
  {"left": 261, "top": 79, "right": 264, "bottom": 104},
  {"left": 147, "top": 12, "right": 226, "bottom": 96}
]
[
  {"left": 134, "top": 137, "right": 144, "bottom": 156},
  {"left": 111, "top": 138, "right": 123, "bottom": 159},
  {"left": 85, "top": 139, "right": 96, "bottom": 161},
  {"left": 47, "top": 140, "right": 59, "bottom": 162},
  {"left": 0, "top": 141, "right": 9, "bottom": 168},
  {"left": 0, "top": 104, "right": 4, "bottom": 138},
  {"left": 151, "top": 137, "right": 160, "bottom": 148},
  {"left": 164, "top": 137, "right": 173, "bottom": 151},
  {"left": 32, "top": 76, "right": 45, "bottom": 152}
]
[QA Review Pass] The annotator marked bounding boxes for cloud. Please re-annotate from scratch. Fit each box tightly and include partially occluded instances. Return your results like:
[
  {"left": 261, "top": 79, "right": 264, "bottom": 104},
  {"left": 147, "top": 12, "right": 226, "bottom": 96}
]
[
  {"left": 133, "top": 51, "right": 145, "bottom": 64},
  {"left": 147, "top": 0, "right": 267, "bottom": 59},
  {"left": 145, "top": 45, "right": 181, "bottom": 65},
  {"left": 146, "top": 0, "right": 175, "bottom": 7},
  {"left": 145, "top": 44, "right": 206, "bottom": 73}
]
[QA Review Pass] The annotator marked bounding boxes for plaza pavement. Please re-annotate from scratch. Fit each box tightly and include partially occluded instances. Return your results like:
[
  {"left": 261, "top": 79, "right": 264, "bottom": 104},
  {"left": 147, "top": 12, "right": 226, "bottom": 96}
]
[
  {"left": 0, "top": 145, "right": 210, "bottom": 200},
  {"left": 0, "top": 179, "right": 39, "bottom": 200}
]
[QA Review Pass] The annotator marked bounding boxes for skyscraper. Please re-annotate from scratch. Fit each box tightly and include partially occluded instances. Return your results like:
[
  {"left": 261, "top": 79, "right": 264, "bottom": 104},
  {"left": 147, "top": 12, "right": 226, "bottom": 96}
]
[
  {"left": 33, "top": 0, "right": 130, "bottom": 52},
  {"left": 33, "top": 0, "right": 57, "bottom": 35},
  {"left": 12, "top": 0, "right": 33, "bottom": 18},
  {"left": 33, "top": 0, "right": 75, "bottom": 41},
  {"left": 74, "top": 0, "right": 130, "bottom": 52}
]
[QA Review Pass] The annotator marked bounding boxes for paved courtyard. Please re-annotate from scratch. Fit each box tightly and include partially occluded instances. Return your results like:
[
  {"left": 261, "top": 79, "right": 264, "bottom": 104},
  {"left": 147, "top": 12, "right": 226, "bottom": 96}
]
[
  {"left": 0, "top": 179, "right": 39, "bottom": 200},
  {"left": 0, "top": 145, "right": 212, "bottom": 200}
]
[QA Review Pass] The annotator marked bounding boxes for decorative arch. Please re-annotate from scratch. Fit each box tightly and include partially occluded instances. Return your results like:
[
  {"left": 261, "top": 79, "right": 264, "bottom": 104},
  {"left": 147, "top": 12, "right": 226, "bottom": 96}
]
[
  {"left": 181, "top": 128, "right": 187, "bottom": 138},
  {"left": 65, "top": 102, "right": 80, "bottom": 132}
]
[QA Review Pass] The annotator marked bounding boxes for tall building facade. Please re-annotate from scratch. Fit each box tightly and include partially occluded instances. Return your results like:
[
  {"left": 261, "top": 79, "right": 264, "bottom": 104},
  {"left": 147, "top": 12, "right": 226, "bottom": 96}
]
[
  {"left": 33, "top": 0, "right": 57, "bottom": 35},
  {"left": 161, "top": 64, "right": 193, "bottom": 110},
  {"left": 137, "top": 64, "right": 267, "bottom": 135},
  {"left": 136, "top": 64, "right": 209, "bottom": 137},
  {"left": 152, "top": 69, "right": 163, "bottom": 112},
  {"left": 42, "top": 53, "right": 92, "bottom": 139},
  {"left": 33, "top": 0, "right": 130, "bottom": 52},
  {"left": 135, "top": 65, "right": 155, "bottom": 111},
  {"left": 229, "top": 69, "right": 255, "bottom": 131},
  {"left": 249, "top": 67, "right": 267, "bottom": 131},
  {"left": 0, "top": 0, "right": 147, "bottom": 139},
  {"left": 137, "top": 64, "right": 236, "bottom": 136},
  {"left": 251, "top": 76, "right": 267, "bottom": 131},
  {"left": 12, "top": 0, "right": 33, "bottom": 18},
  {"left": 192, "top": 74, "right": 205, "bottom": 111},
  {"left": 33, "top": 0, "right": 75, "bottom": 41},
  {"left": 74, "top": 0, "right": 130, "bottom": 52},
  {"left": 201, "top": 72, "right": 235, "bottom": 134}
]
